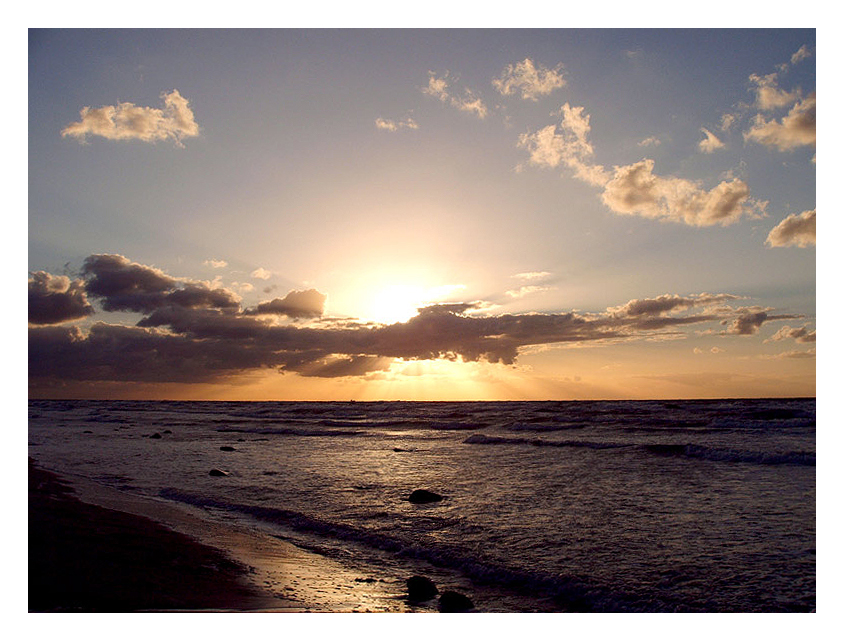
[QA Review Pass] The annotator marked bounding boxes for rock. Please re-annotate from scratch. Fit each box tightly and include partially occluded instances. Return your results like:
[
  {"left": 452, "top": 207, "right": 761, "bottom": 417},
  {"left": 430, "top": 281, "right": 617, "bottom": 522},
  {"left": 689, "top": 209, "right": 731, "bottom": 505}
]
[
  {"left": 438, "top": 590, "right": 474, "bottom": 612},
  {"left": 163, "top": 429, "right": 172, "bottom": 434},
  {"left": 208, "top": 468, "right": 229, "bottom": 477},
  {"left": 220, "top": 446, "right": 236, "bottom": 451},
  {"left": 407, "top": 575, "right": 438, "bottom": 601},
  {"left": 408, "top": 489, "right": 443, "bottom": 504},
  {"left": 149, "top": 432, "right": 162, "bottom": 439}
]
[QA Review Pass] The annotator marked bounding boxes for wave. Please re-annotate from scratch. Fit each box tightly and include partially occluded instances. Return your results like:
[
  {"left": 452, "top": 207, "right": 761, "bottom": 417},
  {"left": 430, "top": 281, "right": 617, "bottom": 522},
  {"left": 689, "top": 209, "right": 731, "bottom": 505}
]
[
  {"left": 464, "top": 434, "right": 815, "bottom": 466},
  {"left": 157, "top": 488, "right": 676, "bottom": 611},
  {"left": 215, "top": 426, "right": 365, "bottom": 437},
  {"left": 463, "top": 434, "right": 627, "bottom": 450},
  {"left": 643, "top": 443, "right": 815, "bottom": 466}
]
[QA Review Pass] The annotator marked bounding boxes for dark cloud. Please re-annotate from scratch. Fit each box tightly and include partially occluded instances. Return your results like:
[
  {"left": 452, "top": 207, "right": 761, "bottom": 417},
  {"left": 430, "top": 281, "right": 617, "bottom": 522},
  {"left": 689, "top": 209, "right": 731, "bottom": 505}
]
[
  {"left": 82, "top": 254, "right": 176, "bottom": 312},
  {"left": 245, "top": 289, "right": 326, "bottom": 318},
  {"left": 721, "top": 309, "right": 800, "bottom": 335},
  {"left": 82, "top": 254, "right": 240, "bottom": 313},
  {"left": 27, "top": 254, "right": 805, "bottom": 385},
  {"left": 28, "top": 271, "right": 94, "bottom": 325},
  {"left": 609, "top": 293, "right": 740, "bottom": 317}
]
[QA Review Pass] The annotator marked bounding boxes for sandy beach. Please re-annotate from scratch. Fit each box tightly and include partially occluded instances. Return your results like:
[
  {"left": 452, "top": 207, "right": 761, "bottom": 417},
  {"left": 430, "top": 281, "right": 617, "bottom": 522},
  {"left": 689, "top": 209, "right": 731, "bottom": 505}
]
[{"left": 28, "top": 459, "right": 425, "bottom": 613}]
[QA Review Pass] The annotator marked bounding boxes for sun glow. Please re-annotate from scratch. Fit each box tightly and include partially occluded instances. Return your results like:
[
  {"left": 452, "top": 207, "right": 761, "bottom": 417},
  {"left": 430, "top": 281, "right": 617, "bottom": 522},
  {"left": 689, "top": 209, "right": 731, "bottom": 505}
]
[{"left": 364, "top": 283, "right": 466, "bottom": 324}]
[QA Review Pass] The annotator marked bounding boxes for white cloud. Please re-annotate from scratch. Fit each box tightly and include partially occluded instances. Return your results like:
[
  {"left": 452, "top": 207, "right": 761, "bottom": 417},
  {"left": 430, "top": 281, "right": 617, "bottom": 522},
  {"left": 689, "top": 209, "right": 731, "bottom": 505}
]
[
  {"left": 638, "top": 136, "right": 661, "bottom": 147},
  {"left": 492, "top": 59, "right": 566, "bottom": 101},
  {"left": 231, "top": 282, "right": 254, "bottom": 293},
  {"left": 61, "top": 90, "right": 199, "bottom": 146},
  {"left": 719, "top": 113, "right": 737, "bottom": 132},
  {"left": 204, "top": 259, "right": 228, "bottom": 268},
  {"left": 698, "top": 128, "right": 724, "bottom": 153},
  {"left": 748, "top": 73, "right": 801, "bottom": 111},
  {"left": 375, "top": 117, "right": 418, "bottom": 131},
  {"left": 506, "top": 285, "right": 550, "bottom": 299},
  {"left": 519, "top": 104, "right": 764, "bottom": 227},
  {"left": 601, "top": 159, "right": 763, "bottom": 227},
  {"left": 766, "top": 209, "right": 815, "bottom": 248},
  {"left": 744, "top": 94, "right": 816, "bottom": 151},
  {"left": 513, "top": 271, "right": 551, "bottom": 281},
  {"left": 767, "top": 324, "right": 816, "bottom": 343},
  {"left": 791, "top": 45, "right": 812, "bottom": 66},
  {"left": 422, "top": 72, "right": 487, "bottom": 119},
  {"left": 251, "top": 267, "right": 272, "bottom": 280},
  {"left": 517, "top": 103, "right": 610, "bottom": 187},
  {"left": 422, "top": 72, "right": 451, "bottom": 102}
]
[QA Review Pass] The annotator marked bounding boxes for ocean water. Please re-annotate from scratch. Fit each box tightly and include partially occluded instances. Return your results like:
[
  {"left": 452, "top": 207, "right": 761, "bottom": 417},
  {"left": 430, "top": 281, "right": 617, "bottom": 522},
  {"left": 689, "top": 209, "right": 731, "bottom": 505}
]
[{"left": 28, "top": 398, "right": 815, "bottom": 612}]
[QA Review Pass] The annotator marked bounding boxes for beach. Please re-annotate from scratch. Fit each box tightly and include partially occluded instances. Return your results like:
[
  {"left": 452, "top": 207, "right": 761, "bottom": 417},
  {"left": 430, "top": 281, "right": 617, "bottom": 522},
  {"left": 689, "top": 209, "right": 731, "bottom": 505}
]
[{"left": 28, "top": 459, "right": 419, "bottom": 612}]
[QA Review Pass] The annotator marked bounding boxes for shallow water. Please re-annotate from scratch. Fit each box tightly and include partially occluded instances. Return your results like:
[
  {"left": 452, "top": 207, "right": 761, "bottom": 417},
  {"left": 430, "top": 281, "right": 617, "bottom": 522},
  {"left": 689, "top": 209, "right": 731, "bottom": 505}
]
[{"left": 28, "top": 398, "right": 815, "bottom": 612}]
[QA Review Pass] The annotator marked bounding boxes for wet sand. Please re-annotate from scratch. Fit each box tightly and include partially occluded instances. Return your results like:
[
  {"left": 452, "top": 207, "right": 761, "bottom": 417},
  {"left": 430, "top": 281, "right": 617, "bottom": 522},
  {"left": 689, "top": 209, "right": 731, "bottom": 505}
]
[{"left": 28, "top": 460, "right": 416, "bottom": 612}]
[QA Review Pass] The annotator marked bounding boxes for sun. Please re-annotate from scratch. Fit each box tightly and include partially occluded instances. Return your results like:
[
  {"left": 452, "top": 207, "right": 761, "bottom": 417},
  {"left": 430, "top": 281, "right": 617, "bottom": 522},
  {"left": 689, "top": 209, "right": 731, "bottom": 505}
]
[
  {"left": 367, "top": 284, "right": 428, "bottom": 324},
  {"left": 361, "top": 282, "right": 468, "bottom": 324}
]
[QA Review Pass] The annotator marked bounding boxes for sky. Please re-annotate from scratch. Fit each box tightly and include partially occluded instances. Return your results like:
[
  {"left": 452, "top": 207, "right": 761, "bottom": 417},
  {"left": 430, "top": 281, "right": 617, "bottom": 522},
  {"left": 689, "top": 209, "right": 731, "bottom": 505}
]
[{"left": 27, "top": 28, "right": 817, "bottom": 401}]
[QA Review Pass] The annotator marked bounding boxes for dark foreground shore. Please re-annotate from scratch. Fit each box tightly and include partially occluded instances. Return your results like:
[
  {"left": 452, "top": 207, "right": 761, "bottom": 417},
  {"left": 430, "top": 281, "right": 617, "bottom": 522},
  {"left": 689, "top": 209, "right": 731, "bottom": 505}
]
[{"left": 29, "top": 460, "right": 265, "bottom": 612}]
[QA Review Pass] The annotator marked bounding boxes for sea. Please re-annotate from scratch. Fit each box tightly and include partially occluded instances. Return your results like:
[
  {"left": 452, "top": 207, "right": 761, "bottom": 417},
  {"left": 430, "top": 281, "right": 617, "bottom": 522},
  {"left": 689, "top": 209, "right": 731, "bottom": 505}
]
[{"left": 27, "top": 398, "right": 816, "bottom": 612}]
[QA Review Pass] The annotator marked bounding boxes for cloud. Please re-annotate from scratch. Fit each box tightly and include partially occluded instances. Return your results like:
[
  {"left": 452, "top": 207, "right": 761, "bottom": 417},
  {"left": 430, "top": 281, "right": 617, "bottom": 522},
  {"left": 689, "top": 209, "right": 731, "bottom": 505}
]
[
  {"left": 790, "top": 45, "right": 813, "bottom": 66},
  {"left": 638, "top": 136, "right": 661, "bottom": 147},
  {"left": 767, "top": 325, "right": 816, "bottom": 344},
  {"left": 251, "top": 267, "right": 272, "bottom": 280},
  {"left": 423, "top": 72, "right": 451, "bottom": 102},
  {"left": 492, "top": 59, "right": 566, "bottom": 101},
  {"left": 601, "top": 159, "right": 764, "bottom": 227},
  {"left": 607, "top": 293, "right": 740, "bottom": 318},
  {"left": 744, "top": 94, "right": 816, "bottom": 151},
  {"left": 81, "top": 253, "right": 240, "bottom": 313},
  {"left": 766, "top": 209, "right": 815, "bottom": 248},
  {"left": 422, "top": 72, "right": 487, "bottom": 119},
  {"left": 375, "top": 117, "right": 418, "bottom": 131},
  {"left": 720, "top": 308, "right": 800, "bottom": 336},
  {"left": 506, "top": 285, "right": 549, "bottom": 299},
  {"left": 31, "top": 255, "right": 803, "bottom": 386},
  {"left": 760, "top": 348, "right": 816, "bottom": 360},
  {"left": 61, "top": 90, "right": 199, "bottom": 146},
  {"left": 698, "top": 128, "right": 724, "bottom": 153},
  {"left": 517, "top": 103, "right": 609, "bottom": 187},
  {"left": 513, "top": 271, "right": 551, "bottom": 281},
  {"left": 748, "top": 73, "right": 801, "bottom": 111},
  {"left": 204, "top": 259, "right": 228, "bottom": 268},
  {"left": 519, "top": 104, "right": 764, "bottom": 226},
  {"left": 28, "top": 271, "right": 94, "bottom": 325},
  {"left": 245, "top": 289, "right": 327, "bottom": 319}
]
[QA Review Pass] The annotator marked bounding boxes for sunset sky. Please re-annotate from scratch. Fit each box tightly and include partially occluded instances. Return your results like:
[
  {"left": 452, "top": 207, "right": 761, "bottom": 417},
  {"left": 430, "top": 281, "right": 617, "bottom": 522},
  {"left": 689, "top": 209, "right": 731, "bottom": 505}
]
[{"left": 27, "top": 28, "right": 816, "bottom": 400}]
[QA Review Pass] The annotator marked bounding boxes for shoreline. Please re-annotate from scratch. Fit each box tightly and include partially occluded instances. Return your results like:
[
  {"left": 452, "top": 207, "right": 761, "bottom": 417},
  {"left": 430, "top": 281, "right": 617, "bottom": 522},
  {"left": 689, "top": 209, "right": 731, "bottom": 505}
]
[{"left": 28, "top": 459, "right": 419, "bottom": 612}]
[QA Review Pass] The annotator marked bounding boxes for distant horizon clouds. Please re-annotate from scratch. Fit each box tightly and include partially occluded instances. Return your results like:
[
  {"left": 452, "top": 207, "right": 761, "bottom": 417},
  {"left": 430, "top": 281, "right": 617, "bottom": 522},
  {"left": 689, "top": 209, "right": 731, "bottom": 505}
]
[{"left": 28, "top": 253, "right": 807, "bottom": 387}]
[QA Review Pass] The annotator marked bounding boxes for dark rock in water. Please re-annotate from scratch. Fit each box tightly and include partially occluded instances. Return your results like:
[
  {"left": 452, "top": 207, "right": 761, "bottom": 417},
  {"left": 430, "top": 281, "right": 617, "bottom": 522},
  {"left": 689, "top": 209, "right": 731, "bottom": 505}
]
[
  {"left": 408, "top": 489, "right": 443, "bottom": 504},
  {"left": 83, "top": 430, "right": 93, "bottom": 434},
  {"left": 438, "top": 590, "right": 473, "bottom": 612},
  {"left": 149, "top": 432, "right": 162, "bottom": 439},
  {"left": 220, "top": 446, "right": 236, "bottom": 452},
  {"left": 208, "top": 468, "right": 229, "bottom": 477},
  {"left": 354, "top": 577, "right": 377, "bottom": 583},
  {"left": 163, "top": 430, "right": 172, "bottom": 434},
  {"left": 407, "top": 575, "right": 438, "bottom": 601}
]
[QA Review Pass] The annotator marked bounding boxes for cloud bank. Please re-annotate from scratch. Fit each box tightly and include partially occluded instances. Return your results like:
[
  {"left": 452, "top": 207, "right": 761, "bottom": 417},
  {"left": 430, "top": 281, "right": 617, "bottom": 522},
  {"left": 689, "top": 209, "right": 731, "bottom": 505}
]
[
  {"left": 28, "top": 255, "right": 802, "bottom": 386},
  {"left": 62, "top": 90, "right": 199, "bottom": 146}
]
